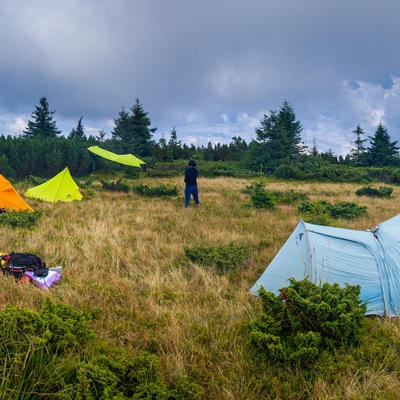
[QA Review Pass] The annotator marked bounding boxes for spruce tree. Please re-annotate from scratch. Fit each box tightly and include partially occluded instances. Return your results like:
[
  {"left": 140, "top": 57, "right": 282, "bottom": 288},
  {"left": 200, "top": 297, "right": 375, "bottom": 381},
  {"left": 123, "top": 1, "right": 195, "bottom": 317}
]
[
  {"left": 68, "top": 116, "right": 85, "bottom": 139},
  {"left": 256, "top": 110, "right": 280, "bottom": 143},
  {"left": 111, "top": 106, "right": 131, "bottom": 142},
  {"left": 255, "top": 100, "right": 303, "bottom": 160},
  {"left": 111, "top": 99, "right": 156, "bottom": 157},
  {"left": 129, "top": 98, "right": 156, "bottom": 157},
  {"left": 310, "top": 138, "right": 319, "bottom": 157},
  {"left": 278, "top": 100, "right": 303, "bottom": 154},
  {"left": 366, "top": 122, "right": 399, "bottom": 167},
  {"left": 350, "top": 124, "right": 367, "bottom": 166},
  {"left": 96, "top": 130, "right": 107, "bottom": 142},
  {"left": 229, "top": 136, "right": 248, "bottom": 161},
  {"left": 23, "top": 96, "right": 62, "bottom": 138},
  {"left": 168, "top": 127, "right": 182, "bottom": 159}
]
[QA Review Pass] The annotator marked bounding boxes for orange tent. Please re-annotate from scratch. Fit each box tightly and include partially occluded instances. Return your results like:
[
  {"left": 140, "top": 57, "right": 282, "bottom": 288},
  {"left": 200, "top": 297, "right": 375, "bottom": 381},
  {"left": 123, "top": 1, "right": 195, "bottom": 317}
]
[{"left": 0, "top": 175, "right": 33, "bottom": 212}]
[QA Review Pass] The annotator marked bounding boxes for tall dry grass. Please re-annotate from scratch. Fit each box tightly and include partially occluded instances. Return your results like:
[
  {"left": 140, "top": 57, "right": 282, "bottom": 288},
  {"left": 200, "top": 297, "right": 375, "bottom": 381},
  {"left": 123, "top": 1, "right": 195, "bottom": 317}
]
[{"left": 2, "top": 176, "right": 400, "bottom": 399}]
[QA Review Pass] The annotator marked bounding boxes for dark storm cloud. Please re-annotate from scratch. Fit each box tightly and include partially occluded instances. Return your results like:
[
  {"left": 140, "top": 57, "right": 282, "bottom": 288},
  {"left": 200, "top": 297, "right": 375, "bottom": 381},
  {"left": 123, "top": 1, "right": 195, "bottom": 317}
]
[{"left": 1, "top": 0, "right": 400, "bottom": 154}]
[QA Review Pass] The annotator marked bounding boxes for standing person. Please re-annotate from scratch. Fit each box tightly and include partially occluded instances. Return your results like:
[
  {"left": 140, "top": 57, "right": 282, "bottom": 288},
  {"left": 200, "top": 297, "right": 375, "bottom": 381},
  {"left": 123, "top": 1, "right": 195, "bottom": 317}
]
[{"left": 184, "top": 159, "right": 200, "bottom": 208}]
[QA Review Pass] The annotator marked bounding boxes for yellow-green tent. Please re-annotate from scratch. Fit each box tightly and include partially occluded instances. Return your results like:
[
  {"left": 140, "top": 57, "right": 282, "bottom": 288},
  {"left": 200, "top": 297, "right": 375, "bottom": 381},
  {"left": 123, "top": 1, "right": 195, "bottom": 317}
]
[
  {"left": 0, "top": 175, "right": 33, "bottom": 212},
  {"left": 25, "top": 167, "right": 82, "bottom": 202},
  {"left": 88, "top": 146, "right": 145, "bottom": 167}
]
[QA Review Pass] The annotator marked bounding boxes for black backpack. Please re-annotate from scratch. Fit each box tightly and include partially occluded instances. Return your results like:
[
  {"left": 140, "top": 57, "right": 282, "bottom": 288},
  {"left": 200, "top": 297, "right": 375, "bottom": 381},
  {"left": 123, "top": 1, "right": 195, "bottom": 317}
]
[{"left": 5, "top": 252, "right": 47, "bottom": 279}]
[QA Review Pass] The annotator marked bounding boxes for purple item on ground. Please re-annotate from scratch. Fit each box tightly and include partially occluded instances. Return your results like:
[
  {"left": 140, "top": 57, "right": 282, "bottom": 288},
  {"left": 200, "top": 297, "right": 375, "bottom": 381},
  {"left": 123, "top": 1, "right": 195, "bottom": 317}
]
[{"left": 24, "top": 270, "right": 61, "bottom": 289}]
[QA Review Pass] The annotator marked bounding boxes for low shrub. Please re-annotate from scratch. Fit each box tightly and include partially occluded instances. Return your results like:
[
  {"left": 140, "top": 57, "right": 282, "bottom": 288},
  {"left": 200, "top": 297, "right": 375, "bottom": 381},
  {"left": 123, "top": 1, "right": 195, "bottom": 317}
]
[
  {"left": 0, "top": 209, "right": 43, "bottom": 229},
  {"left": 145, "top": 161, "right": 186, "bottom": 178},
  {"left": 132, "top": 183, "right": 179, "bottom": 197},
  {"left": 27, "top": 175, "right": 47, "bottom": 185},
  {"left": 68, "top": 351, "right": 203, "bottom": 399},
  {"left": 355, "top": 185, "right": 394, "bottom": 198},
  {"left": 298, "top": 200, "right": 367, "bottom": 224},
  {"left": 274, "top": 164, "right": 300, "bottom": 180},
  {"left": 100, "top": 179, "right": 130, "bottom": 192},
  {"left": 123, "top": 166, "right": 142, "bottom": 179},
  {"left": 248, "top": 278, "right": 367, "bottom": 367},
  {"left": 245, "top": 183, "right": 307, "bottom": 208},
  {"left": 329, "top": 201, "right": 367, "bottom": 219},
  {"left": 82, "top": 187, "right": 96, "bottom": 199},
  {"left": 245, "top": 183, "right": 276, "bottom": 209},
  {"left": 0, "top": 298, "right": 204, "bottom": 399},
  {"left": 298, "top": 200, "right": 333, "bottom": 225},
  {"left": 271, "top": 189, "right": 309, "bottom": 204},
  {"left": 76, "top": 177, "right": 94, "bottom": 188}
]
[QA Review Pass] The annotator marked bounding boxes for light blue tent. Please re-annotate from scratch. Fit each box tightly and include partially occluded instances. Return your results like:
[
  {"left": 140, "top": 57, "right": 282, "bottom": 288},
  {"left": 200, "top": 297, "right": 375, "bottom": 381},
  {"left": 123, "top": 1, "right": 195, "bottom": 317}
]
[{"left": 249, "top": 215, "right": 400, "bottom": 317}]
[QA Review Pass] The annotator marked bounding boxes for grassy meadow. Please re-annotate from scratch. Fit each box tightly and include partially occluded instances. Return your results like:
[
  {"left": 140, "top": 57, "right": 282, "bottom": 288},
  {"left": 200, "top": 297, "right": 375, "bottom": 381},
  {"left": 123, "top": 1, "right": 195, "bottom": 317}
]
[{"left": 4, "top": 175, "right": 400, "bottom": 399}]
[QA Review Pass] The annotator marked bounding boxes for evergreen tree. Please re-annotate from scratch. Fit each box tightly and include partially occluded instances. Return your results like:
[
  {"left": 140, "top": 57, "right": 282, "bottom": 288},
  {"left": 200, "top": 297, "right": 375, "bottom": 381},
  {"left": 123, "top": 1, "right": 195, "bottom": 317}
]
[
  {"left": 168, "top": 126, "right": 179, "bottom": 146},
  {"left": 366, "top": 123, "right": 399, "bottom": 167},
  {"left": 255, "top": 100, "right": 303, "bottom": 161},
  {"left": 96, "top": 130, "right": 107, "bottom": 142},
  {"left": 168, "top": 127, "right": 182, "bottom": 159},
  {"left": 350, "top": 124, "right": 367, "bottom": 166},
  {"left": 278, "top": 100, "right": 303, "bottom": 153},
  {"left": 23, "top": 96, "right": 62, "bottom": 138},
  {"left": 129, "top": 98, "right": 156, "bottom": 157},
  {"left": 320, "top": 149, "right": 339, "bottom": 164},
  {"left": 68, "top": 116, "right": 85, "bottom": 139},
  {"left": 111, "top": 106, "right": 131, "bottom": 142},
  {"left": 111, "top": 99, "right": 156, "bottom": 157},
  {"left": 310, "top": 138, "right": 319, "bottom": 157},
  {"left": 229, "top": 136, "right": 248, "bottom": 161},
  {"left": 155, "top": 134, "right": 173, "bottom": 161},
  {"left": 256, "top": 110, "right": 279, "bottom": 143}
]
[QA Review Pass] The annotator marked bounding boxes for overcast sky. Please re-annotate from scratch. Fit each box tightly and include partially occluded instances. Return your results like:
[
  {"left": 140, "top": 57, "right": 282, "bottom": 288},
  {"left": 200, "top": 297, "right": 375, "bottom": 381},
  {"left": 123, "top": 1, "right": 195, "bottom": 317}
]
[{"left": 1, "top": 0, "right": 400, "bottom": 156}]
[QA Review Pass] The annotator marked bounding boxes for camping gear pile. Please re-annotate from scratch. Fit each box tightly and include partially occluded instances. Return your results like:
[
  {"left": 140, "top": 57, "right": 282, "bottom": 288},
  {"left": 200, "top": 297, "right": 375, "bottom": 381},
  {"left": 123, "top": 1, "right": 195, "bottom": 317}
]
[
  {"left": 250, "top": 214, "right": 400, "bottom": 317},
  {"left": 1, "top": 252, "right": 61, "bottom": 289}
]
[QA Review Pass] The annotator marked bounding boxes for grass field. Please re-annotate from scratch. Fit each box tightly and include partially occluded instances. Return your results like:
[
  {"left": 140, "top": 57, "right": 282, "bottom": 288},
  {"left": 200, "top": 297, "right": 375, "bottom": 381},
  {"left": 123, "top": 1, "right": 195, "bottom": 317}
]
[{"left": 4, "top": 175, "right": 400, "bottom": 399}]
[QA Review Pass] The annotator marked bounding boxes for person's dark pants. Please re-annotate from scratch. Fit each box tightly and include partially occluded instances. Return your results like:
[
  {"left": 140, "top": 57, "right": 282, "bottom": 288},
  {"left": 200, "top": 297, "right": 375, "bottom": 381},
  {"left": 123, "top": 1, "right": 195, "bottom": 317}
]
[{"left": 185, "top": 186, "right": 200, "bottom": 208}]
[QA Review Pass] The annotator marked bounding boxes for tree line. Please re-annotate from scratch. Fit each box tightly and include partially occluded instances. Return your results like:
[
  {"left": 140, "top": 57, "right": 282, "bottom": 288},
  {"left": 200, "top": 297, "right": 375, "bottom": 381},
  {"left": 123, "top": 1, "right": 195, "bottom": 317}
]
[{"left": 0, "top": 96, "right": 399, "bottom": 180}]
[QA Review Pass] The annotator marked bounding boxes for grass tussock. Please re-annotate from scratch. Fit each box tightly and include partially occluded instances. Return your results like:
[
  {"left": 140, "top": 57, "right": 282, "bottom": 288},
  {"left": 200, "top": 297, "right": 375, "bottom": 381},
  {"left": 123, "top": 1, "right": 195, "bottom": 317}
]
[{"left": 1, "top": 176, "right": 400, "bottom": 398}]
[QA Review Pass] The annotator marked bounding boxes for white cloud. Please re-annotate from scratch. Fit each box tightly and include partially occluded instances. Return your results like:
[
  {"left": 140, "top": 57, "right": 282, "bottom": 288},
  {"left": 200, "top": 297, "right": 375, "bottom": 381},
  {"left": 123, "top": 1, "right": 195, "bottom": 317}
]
[
  {"left": 342, "top": 77, "right": 400, "bottom": 138},
  {"left": 0, "top": 115, "right": 27, "bottom": 137},
  {"left": 303, "top": 116, "right": 353, "bottom": 156},
  {"left": 220, "top": 113, "right": 230, "bottom": 123},
  {"left": 343, "top": 80, "right": 386, "bottom": 127}
]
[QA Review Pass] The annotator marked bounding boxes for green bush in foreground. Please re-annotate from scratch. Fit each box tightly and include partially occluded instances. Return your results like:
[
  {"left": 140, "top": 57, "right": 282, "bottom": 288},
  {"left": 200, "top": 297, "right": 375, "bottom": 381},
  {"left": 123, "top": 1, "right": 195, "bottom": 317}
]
[
  {"left": 248, "top": 278, "right": 367, "bottom": 367},
  {"left": 0, "top": 298, "right": 203, "bottom": 399}
]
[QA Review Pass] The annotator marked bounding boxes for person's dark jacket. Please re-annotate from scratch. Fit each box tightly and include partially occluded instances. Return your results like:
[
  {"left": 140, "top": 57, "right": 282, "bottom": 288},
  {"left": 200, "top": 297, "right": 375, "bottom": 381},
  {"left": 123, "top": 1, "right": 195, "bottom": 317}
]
[{"left": 184, "top": 167, "right": 198, "bottom": 186}]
